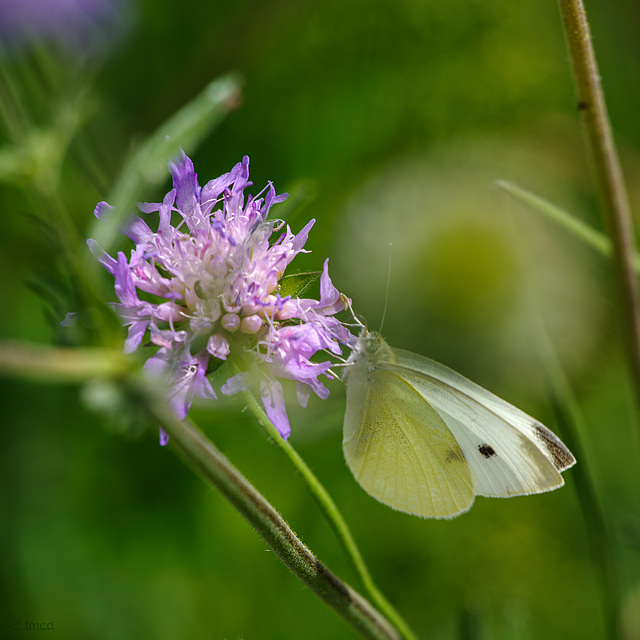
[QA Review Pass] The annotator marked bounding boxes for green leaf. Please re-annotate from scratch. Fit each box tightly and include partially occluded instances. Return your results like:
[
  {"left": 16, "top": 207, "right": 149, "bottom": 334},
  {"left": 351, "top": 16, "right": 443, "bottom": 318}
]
[{"left": 278, "top": 271, "right": 322, "bottom": 299}]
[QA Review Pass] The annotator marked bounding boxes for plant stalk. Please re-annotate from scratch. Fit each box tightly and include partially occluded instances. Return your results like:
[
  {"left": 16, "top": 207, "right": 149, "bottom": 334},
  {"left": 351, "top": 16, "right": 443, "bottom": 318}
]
[
  {"left": 132, "top": 378, "right": 403, "bottom": 640},
  {"left": 558, "top": 0, "right": 640, "bottom": 409}
]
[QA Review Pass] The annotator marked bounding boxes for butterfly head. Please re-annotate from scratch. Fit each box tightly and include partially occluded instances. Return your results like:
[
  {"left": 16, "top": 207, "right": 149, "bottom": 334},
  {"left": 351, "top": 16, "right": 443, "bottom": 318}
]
[
  {"left": 346, "top": 330, "right": 395, "bottom": 371},
  {"left": 360, "top": 330, "right": 384, "bottom": 355}
]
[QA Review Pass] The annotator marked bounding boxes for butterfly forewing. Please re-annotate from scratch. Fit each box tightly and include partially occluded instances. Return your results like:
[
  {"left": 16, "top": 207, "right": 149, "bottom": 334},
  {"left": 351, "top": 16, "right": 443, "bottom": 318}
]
[
  {"left": 344, "top": 362, "right": 474, "bottom": 518},
  {"left": 387, "top": 349, "right": 574, "bottom": 496},
  {"left": 390, "top": 348, "right": 575, "bottom": 472}
]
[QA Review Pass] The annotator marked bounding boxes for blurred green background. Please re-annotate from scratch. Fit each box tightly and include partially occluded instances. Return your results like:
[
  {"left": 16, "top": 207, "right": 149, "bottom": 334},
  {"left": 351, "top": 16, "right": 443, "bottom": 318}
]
[{"left": 2, "top": 0, "right": 640, "bottom": 638}]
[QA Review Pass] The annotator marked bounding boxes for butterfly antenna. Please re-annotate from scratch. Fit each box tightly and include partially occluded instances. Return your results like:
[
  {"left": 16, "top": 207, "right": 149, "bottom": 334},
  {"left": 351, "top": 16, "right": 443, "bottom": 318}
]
[{"left": 378, "top": 243, "right": 392, "bottom": 333}]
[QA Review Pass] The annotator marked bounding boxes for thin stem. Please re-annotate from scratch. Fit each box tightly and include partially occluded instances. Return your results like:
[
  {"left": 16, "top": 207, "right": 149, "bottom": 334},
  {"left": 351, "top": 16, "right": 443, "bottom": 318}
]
[
  {"left": 558, "top": 0, "right": 640, "bottom": 409},
  {"left": 131, "top": 379, "right": 403, "bottom": 640},
  {"left": 240, "top": 388, "right": 419, "bottom": 640}
]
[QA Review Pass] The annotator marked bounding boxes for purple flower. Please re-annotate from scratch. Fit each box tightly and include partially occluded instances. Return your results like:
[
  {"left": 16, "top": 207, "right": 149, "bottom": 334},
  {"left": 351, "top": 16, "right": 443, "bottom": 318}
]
[{"left": 90, "top": 152, "right": 352, "bottom": 440}]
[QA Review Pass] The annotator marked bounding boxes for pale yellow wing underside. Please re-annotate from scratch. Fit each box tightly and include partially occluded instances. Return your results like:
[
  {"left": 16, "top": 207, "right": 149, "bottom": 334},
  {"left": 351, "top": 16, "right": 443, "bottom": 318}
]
[{"left": 343, "top": 366, "right": 474, "bottom": 518}]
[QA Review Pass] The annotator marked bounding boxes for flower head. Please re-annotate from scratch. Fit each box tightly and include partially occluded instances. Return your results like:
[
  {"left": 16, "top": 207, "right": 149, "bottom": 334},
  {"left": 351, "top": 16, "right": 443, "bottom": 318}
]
[{"left": 90, "top": 152, "right": 352, "bottom": 440}]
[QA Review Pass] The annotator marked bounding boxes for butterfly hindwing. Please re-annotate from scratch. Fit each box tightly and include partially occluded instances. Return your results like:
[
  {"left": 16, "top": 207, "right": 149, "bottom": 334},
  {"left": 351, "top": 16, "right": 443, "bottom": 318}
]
[{"left": 344, "top": 363, "right": 474, "bottom": 518}]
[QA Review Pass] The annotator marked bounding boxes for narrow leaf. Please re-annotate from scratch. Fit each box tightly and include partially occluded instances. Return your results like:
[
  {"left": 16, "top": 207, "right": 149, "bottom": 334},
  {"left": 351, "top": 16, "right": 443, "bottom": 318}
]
[{"left": 496, "top": 180, "right": 640, "bottom": 273}]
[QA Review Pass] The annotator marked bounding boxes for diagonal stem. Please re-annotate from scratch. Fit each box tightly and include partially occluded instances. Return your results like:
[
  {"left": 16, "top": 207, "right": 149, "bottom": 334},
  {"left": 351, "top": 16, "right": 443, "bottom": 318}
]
[
  {"left": 131, "top": 378, "right": 403, "bottom": 640},
  {"left": 0, "top": 340, "right": 404, "bottom": 639}
]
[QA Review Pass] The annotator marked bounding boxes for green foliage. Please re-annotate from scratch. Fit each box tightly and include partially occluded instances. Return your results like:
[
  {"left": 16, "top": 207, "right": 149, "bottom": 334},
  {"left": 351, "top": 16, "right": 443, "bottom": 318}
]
[{"left": 278, "top": 270, "right": 322, "bottom": 300}]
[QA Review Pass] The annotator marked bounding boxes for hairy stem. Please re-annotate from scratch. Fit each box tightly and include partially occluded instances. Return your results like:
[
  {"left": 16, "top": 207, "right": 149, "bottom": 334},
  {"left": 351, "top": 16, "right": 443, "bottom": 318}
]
[
  {"left": 0, "top": 340, "right": 130, "bottom": 382},
  {"left": 0, "top": 340, "right": 404, "bottom": 639},
  {"left": 131, "top": 379, "right": 403, "bottom": 640}
]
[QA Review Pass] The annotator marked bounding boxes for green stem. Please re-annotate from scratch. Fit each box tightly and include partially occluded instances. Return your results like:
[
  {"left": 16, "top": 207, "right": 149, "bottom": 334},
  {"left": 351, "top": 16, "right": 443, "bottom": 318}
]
[
  {"left": 558, "top": 0, "right": 640, "bottom": 409},
  {"left": 240, "top": 388, "right": 419, "bottom": 640},
  {"left": 0, "top": 340, "right": 130, "bottom": 382},
  {"left": 131, "top": 379, "right": 403, "bottom": 640}
]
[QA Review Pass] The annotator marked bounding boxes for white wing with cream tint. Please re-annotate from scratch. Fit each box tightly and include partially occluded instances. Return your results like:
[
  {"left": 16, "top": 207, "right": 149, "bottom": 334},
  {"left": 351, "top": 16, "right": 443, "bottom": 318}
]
[{"left": 343, "top": 331, "right": 575, "bottom": 518}]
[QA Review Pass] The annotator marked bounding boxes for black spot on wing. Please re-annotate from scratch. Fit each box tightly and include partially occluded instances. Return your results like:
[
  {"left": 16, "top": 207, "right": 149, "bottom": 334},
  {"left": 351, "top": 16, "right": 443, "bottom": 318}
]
[
  {"left": 533, "top": 423, "right": 575, "bottom": 470},
  {"left": 477, "top": 444, "right": 496, "bottom": 459}
]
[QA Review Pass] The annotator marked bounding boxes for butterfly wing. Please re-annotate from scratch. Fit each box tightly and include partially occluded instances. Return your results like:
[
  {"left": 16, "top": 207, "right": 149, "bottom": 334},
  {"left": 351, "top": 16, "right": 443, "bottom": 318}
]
[
  {"left": 386, "top": 348, "right": 575, "bottom": 498},
  {"left": 344, "top": 361, "right": 474, "bottom": 518}
]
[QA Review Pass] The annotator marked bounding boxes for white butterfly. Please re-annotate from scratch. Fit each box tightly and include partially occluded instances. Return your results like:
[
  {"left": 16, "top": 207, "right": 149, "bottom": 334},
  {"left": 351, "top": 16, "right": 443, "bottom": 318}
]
[{"left": 343, "top": 331, "right": 575, "bottom": 519}]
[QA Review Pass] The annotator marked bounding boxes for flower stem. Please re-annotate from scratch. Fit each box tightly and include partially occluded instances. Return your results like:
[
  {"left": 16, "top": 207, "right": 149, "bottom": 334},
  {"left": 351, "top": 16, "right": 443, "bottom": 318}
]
[
  {"left": 131, "top": 379, "right": 403, "bottom": 640},
  {"left": 557, "top": 0, "right": 640, "bottom": 410},
  {"left": 0, "top": 340, "right": 403, "bottom": 639},
  {"left": 241, "top": 389, "right": 419, "bottom": 640},
  {"left": 0, "top": 340, "right": 130, "bottom": 382}
]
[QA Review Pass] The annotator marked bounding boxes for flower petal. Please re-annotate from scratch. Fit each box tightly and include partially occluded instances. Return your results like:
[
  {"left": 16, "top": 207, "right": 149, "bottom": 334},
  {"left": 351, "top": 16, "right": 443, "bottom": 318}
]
[
  {"left": 316, "top": 259, "right": 345, "bottom": 314},
  {"left": 221, "top": 371, "right": 253, "bottom": 395},
  {"left": 124, "top": 320, "right": 149, "bottom": 354},
  {"left": 94, "top": 201, "right": 113, "bottom": 220},
  {"left": 260, "top": 377, "right": 291, "bottom": 439},
  {"left": 122, "top": 215, "right": 155, "bottom": 245},
  {"left": 87, "top": 238, "right": 116, "bottom": 274},
  {"left": 113, "top": 252, "right": 139, "bottom": 306},
  {"left": 170, "top": 150, "right": 200, "bottom": 218},
  {"left": 206, "top": 333, "right": 230, "bottom": 360}
]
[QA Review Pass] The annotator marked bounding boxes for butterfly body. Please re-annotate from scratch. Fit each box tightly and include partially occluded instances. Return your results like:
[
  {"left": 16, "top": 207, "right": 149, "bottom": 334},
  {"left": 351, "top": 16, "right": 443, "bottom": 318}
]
[{"left": 343, "top": 331, "right": 575, "bottom": 519}]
